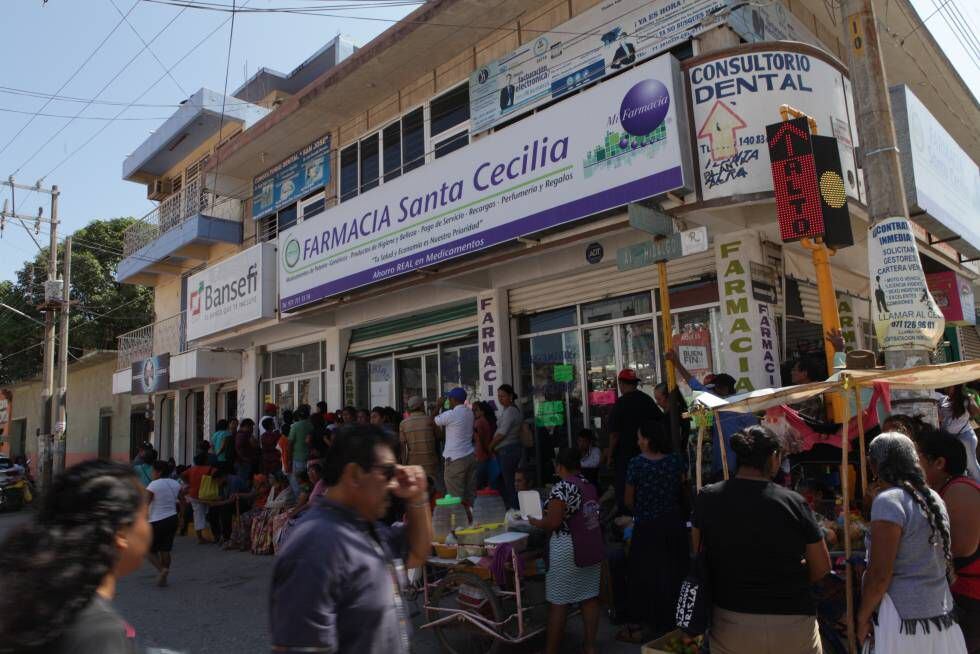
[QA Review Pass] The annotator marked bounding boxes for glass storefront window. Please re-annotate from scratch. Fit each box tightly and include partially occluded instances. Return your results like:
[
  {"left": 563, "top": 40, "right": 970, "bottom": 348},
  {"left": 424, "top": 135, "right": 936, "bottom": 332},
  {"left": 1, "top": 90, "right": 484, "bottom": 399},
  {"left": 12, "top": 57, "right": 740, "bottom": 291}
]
[
  {"left": 519, "top": 331, "right": 584, "bottom": 460},
  {"left": 270, "top": 342, "right": 321, "bottom": 377},
  {"left": 517, "top": 306, "right": 577, "bottom": 335},
  {"left": 582, "top": 293, "right": 651, "bottom": 324},
  {"left": 620, "top": 320, "right": 658, "bottom": 400},
  {"left": 440, "top": 343, "right": 478, "bottom": 398}
]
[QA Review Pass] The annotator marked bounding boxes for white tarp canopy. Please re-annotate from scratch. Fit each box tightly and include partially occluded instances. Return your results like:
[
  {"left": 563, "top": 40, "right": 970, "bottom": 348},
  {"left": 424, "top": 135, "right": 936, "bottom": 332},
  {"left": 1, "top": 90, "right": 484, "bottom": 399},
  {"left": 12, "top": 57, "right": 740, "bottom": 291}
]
[
  {"left": 689, "top": 359, "right": 980, "bottom": 414},
  {"left": 690, "top": 381, "right": 840, "bottom": 414}
]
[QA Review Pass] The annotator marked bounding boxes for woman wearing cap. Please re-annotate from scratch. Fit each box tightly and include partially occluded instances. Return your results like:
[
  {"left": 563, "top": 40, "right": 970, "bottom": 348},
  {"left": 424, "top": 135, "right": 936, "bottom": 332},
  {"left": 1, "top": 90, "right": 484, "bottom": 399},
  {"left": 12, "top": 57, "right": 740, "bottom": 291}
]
[
  {"left": 858, "top": 432, "right": 967, "bottom": 653},
  {"left": 692, "top": 425, "right": 830, "bottom": 654},
  {"left": 399, "top": 395, "right": 439, "bottom": 479},
  {"left": 490, "top": 384, "right": 524, "bottom": 510}
]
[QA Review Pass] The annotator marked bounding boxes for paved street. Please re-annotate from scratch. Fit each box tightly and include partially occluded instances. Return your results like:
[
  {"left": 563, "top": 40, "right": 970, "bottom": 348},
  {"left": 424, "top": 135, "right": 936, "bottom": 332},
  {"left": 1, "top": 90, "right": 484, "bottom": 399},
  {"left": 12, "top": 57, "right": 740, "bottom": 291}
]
[{"left": 0, "top": 510, "right": 642, "bottom": 654}]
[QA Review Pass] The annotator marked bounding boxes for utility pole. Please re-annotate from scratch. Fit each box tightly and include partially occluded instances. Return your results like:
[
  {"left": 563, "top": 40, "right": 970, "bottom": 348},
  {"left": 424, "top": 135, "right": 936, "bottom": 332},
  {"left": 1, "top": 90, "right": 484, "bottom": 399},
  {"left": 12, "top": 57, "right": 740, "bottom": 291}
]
[
  {"left": 3, "top": 178, "right": 60, "bottom": 491},
  {"left": 54, "top": 234, "right": 71, "bottom": 476},
  {"left": 838, "top": 0, "right": 938, "bottom": 423},
  {"left": 39, "top": 186, "right": 59, "bottom": 492}
]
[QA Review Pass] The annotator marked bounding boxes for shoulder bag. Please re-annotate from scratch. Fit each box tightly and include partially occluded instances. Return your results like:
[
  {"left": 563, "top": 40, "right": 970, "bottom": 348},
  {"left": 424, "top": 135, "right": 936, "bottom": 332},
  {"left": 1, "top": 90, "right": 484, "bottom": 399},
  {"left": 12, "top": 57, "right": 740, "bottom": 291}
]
[{"left": 675, "top": 534, "right": 711, "bottom": 636}]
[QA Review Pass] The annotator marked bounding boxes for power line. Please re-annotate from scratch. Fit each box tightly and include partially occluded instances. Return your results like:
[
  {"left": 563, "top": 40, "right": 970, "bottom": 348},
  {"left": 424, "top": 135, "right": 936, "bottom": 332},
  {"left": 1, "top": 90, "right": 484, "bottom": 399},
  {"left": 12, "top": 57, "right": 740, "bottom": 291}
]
[
  {"left": 209, "top": 0, "right": 238, "bottom": 213},
  {"left": 0, "top": 0, "right": 141, "bottom": 158},
  {"left": 0, "top": 106, "right": 176, "bottom": 121},
  {"left": 12, "top": 2, "right": 190, "bottom": 176},
  {"left": 108, "top": 0, "right": 189, "bottom": 96},
  {"left": 900, "top": 0, "right": 954, "bottom": 43},
  {"left": 0, "top": 84, "right": 256, "bottom": 109}
]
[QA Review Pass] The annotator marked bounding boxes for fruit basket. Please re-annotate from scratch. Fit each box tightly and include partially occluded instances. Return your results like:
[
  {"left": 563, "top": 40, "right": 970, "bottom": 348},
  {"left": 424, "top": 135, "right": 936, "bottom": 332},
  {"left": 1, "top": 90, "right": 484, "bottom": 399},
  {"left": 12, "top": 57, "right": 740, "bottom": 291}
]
[{"left": 642, "top": 630, "right": 703, "bottom": 654}]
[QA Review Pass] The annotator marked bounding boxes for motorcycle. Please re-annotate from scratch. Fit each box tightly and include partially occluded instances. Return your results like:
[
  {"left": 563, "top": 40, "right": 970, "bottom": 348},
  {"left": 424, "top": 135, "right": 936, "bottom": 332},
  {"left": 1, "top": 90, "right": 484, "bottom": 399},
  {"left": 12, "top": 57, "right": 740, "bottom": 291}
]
[{"left": 0, "top": 456, "right": 34, "bottom": 511}]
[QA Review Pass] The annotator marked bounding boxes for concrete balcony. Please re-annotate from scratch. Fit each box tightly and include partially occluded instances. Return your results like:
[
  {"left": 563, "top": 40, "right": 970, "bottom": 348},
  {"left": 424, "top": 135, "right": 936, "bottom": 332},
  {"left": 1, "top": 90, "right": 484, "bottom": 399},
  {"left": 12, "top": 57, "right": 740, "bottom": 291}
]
[
  {"left": 116, "top": 181, "right": 243, "bottom": 285},
  {"left": 113, "top": 311, "right": 240, "bottom": 393}
]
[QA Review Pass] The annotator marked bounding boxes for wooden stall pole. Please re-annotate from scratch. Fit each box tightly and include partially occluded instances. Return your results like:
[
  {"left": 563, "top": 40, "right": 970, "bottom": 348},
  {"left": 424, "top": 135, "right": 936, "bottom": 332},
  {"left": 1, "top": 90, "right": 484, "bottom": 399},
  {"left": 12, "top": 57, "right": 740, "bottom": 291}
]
[
  {"left": 854, "top": 387, "right": 868, "bottom": 498},
  {"left": 840, "top": 397, "right": 856, "bottom": 654},
  {"left": 696, "top": 423, "right": 706, "bottom": 491},
  {"left": 713, "top": 410, "right": 729, "bottom": 481}
]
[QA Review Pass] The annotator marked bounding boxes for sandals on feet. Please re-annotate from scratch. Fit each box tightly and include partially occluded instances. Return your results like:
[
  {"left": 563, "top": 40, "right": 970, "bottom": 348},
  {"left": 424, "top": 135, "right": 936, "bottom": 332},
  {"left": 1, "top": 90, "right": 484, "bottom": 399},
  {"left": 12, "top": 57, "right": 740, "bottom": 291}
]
[{"left": 615, "top": 625, "right": 645, "bottom": 644}]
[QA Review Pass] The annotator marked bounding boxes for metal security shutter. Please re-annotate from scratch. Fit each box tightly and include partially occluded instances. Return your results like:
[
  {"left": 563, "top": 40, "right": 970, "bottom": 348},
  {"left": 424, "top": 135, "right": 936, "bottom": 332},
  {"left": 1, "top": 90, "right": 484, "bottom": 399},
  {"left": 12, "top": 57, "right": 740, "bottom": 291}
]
[
  {"left": 958, "top": 326, "right": 980, "bottom": 360},
  {"left": 793, "top": 280, "right": 822, "bottom": 323},
  {"left": 348, "top": 301, "right": 478, "bottom": 356},
  {"left": 508, "top": 250, "right": 714, "bottom": 315}
]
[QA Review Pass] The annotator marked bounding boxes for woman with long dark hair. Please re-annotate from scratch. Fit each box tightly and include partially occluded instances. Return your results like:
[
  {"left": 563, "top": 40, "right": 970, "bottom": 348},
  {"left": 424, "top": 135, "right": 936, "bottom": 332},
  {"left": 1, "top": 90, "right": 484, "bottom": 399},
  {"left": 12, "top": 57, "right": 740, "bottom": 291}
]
[
  {"left": 0, "top": 460, "right": 150, "bottom": 652},
  {"left": 473, "top": 400, "right": 498, "bottom": 490},
  {"left": 916, "top": 429, "right": 980, "bottom": 653},
  {"left": 692, "top": 425, "right": 830, "bottom": 654},
  {"left": 491, "top": 384, "right": 524, "bottom": 509},
  {"left": 859, "top": 431, "right": 967, "bottom": 653}
]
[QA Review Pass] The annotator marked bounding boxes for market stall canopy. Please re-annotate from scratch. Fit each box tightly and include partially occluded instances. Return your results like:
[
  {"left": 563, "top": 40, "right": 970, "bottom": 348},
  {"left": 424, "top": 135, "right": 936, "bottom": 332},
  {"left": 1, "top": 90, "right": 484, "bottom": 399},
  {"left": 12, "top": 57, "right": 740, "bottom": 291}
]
[
  {"left": 845, "top": 359, "right": 980, "bottom": 390},
  {"left": 689, "top": 381, "right": 840, "bottom": 414}
]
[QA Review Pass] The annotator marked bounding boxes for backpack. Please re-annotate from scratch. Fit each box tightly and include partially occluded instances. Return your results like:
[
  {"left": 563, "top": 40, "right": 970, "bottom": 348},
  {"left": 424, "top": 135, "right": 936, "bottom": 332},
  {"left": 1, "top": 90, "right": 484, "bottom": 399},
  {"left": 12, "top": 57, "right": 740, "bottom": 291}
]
[{"left": 564, "top": 475, "right": 604, "bottom": 567}]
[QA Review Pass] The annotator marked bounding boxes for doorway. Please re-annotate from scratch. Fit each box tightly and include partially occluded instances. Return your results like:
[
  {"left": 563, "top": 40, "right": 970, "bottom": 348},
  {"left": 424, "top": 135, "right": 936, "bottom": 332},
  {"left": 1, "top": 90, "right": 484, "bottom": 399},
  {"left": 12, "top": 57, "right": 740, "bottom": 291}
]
[
  {"left": 395, "top": 351, "right": 439, "bottom": 411},
  {"left": 583, "top": 319, "right": 659, "bottom": 438},
  {"left": 8, "top": 419, "right": 26, "bottom": 460}
]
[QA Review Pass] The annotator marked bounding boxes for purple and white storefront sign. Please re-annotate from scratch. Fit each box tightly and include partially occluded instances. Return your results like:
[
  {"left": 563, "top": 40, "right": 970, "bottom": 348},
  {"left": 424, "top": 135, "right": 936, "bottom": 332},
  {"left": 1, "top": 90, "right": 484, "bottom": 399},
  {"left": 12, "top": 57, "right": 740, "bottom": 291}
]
[{"left": 278, "top": 54, "right": 692, "bottom": 312}]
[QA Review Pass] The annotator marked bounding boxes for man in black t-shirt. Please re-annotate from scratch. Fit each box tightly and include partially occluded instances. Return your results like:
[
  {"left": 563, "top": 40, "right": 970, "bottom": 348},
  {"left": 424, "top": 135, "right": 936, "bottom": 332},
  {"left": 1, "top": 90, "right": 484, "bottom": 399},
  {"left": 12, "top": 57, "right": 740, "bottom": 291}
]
[{"left": 605, "top": 368, "right": 663, "bottom": 514}]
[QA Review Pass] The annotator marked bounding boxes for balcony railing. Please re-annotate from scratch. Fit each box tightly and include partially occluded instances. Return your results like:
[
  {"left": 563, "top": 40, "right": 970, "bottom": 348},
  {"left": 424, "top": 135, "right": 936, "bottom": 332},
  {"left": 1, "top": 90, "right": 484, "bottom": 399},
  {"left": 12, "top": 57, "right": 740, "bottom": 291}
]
[
  {"left": 116, "top": 311, "right": 186, "bottom": 371},
  {"left": 122, "top": 178, "right": 243, "bottom": 257}
]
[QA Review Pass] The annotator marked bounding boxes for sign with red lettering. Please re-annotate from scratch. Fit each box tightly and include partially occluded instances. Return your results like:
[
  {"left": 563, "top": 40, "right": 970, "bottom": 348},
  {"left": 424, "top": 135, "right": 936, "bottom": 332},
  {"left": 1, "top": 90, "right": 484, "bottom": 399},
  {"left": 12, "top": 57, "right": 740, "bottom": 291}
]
[{"left": 767, "top": 117, "right": 823, "bottom": 242}]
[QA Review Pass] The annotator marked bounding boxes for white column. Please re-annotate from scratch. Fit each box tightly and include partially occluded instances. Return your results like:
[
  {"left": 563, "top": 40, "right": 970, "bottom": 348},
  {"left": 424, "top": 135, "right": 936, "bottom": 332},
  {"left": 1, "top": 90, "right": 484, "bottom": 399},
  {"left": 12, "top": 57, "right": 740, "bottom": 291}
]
[
  {"left": 173, "top": 391, "right": 185, "bottom": 463},
  {"left": 237, "top": 349, "right": 260, "bottom": 421},
  {"left": 202, "top": 383, "right": 215, "bottom": 439},
  {"left": 324, "top": 326, "right": 351, "bottom": 412},
  {"left": 477, "top": 288, "right": 513, "bottom": 403}
]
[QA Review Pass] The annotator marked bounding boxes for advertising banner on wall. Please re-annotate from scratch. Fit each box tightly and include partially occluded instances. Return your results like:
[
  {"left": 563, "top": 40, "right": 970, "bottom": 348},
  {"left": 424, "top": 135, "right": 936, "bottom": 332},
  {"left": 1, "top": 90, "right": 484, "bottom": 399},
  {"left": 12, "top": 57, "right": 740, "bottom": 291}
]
[
  {"left": 688, "top": 47, "right": 862, "bottom": 204},
  {"left": 728, "top": 2, "right": 820, "bottom": 46},
  {"left": 279, "top": 55, "right": 692, "bottom": 312},
  {"left": 468, "top": 0, "right": 725, "bottom": 134},
  {"left": 252, "top": 134, "right": 331, "bottom": 220},
  {"left": 132, "top": 354, "right": 170, "bottom": 395},
  {"left": 714, "top": 230, "right": 780, "bottom": 392},
  {"left": 186, "top": 243, "right": 277, "bottom": 341},
  {"left": 868, "top": 217, "right": 945, "bottom": 350},
  {"left": 926, "top": 271, "right": 976, "bottom": 326},
  {"left": 891, "top": 85, "right": 980, "bottom": 256},
  {"left": 674, "top": 322, "right": 713, "bottom": 396}
]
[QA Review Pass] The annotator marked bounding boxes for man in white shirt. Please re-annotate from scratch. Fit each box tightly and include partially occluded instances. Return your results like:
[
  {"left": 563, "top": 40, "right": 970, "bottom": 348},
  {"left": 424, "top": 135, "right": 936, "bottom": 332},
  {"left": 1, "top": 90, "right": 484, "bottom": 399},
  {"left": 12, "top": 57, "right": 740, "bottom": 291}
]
[{"left": 434, "top": 387, "right": 476, "bottom": 505}]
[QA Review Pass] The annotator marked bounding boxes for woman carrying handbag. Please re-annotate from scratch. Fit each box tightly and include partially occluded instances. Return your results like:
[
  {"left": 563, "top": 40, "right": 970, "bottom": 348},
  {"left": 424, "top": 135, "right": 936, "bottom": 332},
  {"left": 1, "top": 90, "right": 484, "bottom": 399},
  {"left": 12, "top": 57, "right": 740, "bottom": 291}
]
[{"left": 529, "top": 448, "right": 604, "bottom": 654}]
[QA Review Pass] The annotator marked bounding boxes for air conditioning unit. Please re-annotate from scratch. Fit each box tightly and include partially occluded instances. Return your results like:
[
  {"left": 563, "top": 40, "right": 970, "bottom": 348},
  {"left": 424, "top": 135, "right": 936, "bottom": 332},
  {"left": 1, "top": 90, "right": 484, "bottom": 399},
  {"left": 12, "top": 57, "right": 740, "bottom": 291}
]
[{"left": 147, "top": 178, "right": 174, "bottom": 201}]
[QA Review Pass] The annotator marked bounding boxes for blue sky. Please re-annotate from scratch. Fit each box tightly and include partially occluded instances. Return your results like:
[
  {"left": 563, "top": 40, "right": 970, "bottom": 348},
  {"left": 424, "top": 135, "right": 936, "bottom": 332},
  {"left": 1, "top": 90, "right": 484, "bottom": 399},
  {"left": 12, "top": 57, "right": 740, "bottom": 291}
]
[
  {"left": 0, "top": 0, "right": 976, "bottom": 283},
  {"left": 0, "top": 0, "right": 419, "bottom": 279}
]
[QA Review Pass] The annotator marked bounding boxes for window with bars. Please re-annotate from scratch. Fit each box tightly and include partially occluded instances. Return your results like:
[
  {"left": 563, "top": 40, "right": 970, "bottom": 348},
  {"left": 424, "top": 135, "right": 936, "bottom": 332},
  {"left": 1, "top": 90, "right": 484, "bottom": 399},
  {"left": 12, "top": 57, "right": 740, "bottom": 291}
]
[{"left": 338, "top": 83, "right": 468, "bottom": 203}]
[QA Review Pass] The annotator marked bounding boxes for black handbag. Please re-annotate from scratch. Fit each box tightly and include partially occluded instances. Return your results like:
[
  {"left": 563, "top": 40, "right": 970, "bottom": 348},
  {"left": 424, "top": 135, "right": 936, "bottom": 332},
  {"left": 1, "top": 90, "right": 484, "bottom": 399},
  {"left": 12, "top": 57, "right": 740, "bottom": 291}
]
[{"left": 675, "top": 543, "right": 711, "bottom": 636}]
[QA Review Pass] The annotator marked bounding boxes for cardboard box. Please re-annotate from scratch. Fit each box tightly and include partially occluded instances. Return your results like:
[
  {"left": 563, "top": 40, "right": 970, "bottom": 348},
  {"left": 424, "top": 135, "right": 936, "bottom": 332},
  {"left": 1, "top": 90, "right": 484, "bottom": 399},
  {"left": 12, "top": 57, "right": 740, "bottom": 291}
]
[{"left": 641, "top": 630, "right": 701, "bottom": 654}]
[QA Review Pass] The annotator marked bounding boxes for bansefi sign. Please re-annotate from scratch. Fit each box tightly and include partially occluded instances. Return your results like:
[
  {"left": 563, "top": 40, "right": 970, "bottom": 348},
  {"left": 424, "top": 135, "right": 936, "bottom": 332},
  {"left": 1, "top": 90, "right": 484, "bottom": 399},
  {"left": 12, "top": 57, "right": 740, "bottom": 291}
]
[
  {"left": 687, "top": 46, "right": 862, "bottom": 204},
  {"left": 278, "top": 55, "right": 692, "bottom": 312},
  {"left": 186, "top": 243, "right": 277, "bottom": 341}
]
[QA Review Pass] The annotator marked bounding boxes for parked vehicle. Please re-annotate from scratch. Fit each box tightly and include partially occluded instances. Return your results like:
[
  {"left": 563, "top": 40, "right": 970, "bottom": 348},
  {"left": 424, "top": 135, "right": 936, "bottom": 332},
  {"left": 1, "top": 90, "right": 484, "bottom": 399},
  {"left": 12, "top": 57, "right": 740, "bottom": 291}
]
[{"left": 0, "top": 456, "right": 33, "bottom": 511}]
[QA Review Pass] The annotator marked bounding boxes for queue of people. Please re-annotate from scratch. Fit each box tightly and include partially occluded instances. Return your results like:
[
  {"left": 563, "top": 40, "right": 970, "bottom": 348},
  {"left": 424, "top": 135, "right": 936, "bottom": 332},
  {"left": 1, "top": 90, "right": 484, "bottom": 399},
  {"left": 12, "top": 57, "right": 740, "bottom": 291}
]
[{"left": 2, "top": 362, "right": 979, "bottom": 654}]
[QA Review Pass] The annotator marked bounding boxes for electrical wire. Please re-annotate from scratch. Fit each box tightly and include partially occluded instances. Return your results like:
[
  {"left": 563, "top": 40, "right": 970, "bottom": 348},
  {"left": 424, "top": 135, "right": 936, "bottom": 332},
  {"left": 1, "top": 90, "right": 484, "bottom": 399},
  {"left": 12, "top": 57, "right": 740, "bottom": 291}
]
[
  {"left": 0, "top": 106, "right": 176, "bottom": 121},
  {"left": 108, "top": 0, "right": 189, "bottom": 95},
  {"left": 0, "top": 85, "right": 257, "bottom": 109},
  {"left": 900, "top": 0, "right": 954, "bottom": 44},
  {"left": 0, "top": 0, "right": 141, "bottom": 159},
  {"left": 11, "top": 2, "right": 190, "bottom": 176},
  {"left": 209, "top": 0, "right": 237, "bottom": 213}
]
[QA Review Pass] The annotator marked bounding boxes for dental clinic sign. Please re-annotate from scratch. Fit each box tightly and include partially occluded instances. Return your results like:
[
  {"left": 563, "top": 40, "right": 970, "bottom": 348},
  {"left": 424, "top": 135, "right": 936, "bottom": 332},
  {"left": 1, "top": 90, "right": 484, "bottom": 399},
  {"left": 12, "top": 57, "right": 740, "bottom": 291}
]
[
  {"left": 186, "top": 243, "right": 276, "bottom": 341},
  {"left": 687, "top": 45, "right": 862, "bottom": 204},
  {"left": 279, "top": 55, "right": 692, "bottom": 312}
]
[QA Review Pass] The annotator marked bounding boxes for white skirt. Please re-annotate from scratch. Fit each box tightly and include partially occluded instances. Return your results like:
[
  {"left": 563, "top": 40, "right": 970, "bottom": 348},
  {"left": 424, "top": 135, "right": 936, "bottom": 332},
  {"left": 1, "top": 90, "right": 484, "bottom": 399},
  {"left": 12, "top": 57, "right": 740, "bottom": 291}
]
[{"left": 868, "top": 593, "right": 967, "bottom": 654}]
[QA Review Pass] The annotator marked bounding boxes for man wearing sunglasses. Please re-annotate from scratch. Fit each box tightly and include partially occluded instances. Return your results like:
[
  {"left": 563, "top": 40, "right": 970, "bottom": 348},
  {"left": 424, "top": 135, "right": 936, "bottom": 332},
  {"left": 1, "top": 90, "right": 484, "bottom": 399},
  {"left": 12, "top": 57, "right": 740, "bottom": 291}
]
[{"left": 270, "top": 424, "right": 432, "bottom": 654}]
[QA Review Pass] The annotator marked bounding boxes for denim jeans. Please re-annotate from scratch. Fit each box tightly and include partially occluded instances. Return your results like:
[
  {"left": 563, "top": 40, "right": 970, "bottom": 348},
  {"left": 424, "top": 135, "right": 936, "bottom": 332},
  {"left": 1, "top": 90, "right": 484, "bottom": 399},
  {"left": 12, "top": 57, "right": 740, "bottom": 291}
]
[
  {"left": 496, "top": 443, "right": 523, "bottom": 510},
  {"left": 290, "top": 458, "right": 306, "bottom": 496}
]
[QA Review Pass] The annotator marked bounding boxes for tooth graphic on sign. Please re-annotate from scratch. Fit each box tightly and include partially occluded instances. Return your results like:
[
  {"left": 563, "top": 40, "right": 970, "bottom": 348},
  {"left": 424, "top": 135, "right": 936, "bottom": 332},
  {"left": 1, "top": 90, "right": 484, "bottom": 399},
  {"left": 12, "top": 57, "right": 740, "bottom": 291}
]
[{"left": 697, "top": 100, "right": 747, "bottom": 161}]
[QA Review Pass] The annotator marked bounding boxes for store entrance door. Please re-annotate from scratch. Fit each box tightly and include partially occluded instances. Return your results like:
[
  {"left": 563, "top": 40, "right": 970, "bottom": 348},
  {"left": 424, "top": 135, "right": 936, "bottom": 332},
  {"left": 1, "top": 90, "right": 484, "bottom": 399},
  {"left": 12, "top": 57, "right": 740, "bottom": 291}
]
[
  {"left": 395, "top": 351, "right": 439, "bottom": 412},
  {"left": 584, "top": 319, "right": 659, "bottom": 441}
]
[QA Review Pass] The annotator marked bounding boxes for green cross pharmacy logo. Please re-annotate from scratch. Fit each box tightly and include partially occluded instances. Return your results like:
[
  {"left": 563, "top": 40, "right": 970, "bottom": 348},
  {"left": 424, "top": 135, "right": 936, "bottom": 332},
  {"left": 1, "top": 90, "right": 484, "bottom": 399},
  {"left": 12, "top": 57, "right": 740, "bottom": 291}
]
[{"left": 283, "top": 238, "right": 301, "bottom": 269}]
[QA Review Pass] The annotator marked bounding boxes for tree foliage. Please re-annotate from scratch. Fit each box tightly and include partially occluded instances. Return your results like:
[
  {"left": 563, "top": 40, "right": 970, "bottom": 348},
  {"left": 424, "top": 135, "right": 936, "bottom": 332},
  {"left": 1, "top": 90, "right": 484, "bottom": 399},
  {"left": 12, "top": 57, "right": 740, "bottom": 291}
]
[{"left": 0, "top": 217, "right": 153, "bottom": 384}]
